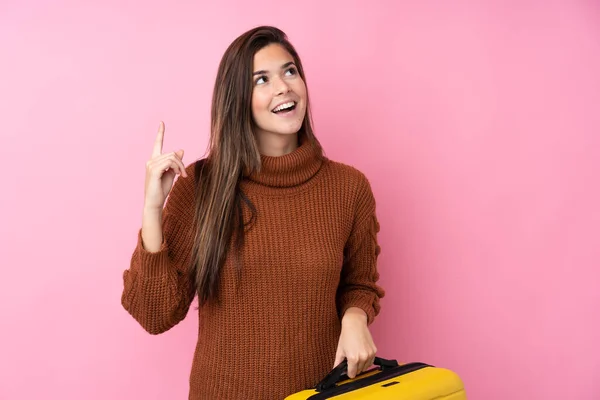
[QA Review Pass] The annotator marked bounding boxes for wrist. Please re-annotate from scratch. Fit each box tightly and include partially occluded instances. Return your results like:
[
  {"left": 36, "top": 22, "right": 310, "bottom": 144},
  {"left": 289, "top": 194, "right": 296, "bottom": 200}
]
[
  {"left": 143, "top": 204, "right": 163, "bottom": 217},
  {"left": 342, "top": 307, "right": 368, "bottom": 326}
]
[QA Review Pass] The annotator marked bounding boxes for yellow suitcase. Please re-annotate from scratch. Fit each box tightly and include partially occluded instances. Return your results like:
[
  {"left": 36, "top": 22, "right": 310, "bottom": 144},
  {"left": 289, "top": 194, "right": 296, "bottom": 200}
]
[{"left": 285, "top": 357, "right": 466, "bottom": 399}]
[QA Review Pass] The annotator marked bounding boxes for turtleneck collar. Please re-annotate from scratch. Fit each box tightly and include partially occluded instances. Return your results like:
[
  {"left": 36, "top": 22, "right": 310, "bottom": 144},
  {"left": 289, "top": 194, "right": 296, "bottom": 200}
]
[{"left": 245, "top": 138, "right": 323, "bottom": 188}]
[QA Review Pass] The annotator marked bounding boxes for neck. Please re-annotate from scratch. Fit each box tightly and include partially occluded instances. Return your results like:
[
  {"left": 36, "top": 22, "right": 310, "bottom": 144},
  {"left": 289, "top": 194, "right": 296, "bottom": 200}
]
[
  {"left": 256, "top": 131, "right": 299, "bottom": 157},
  {"left": 244, "top": 136, "right": 323, "bottom": 189}
]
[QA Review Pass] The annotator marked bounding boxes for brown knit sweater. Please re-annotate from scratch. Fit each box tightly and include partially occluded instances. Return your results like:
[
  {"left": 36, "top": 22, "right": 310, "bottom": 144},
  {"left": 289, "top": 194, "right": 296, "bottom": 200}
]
[{"left": 121, "top": 139, "right": 385, "bottom": 399}]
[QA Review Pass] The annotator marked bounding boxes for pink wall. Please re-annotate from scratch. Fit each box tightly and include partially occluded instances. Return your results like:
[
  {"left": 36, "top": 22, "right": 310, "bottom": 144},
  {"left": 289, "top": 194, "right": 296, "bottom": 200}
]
[{"left": 2, "top": 1, "right": 599, "bottom": 399}]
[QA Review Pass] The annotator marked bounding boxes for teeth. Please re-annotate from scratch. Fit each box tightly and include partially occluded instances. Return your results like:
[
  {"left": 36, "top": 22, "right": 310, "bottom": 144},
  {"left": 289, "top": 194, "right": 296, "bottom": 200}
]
[{"left": 273, "top": 102, "right": 295, "bottom": 112}]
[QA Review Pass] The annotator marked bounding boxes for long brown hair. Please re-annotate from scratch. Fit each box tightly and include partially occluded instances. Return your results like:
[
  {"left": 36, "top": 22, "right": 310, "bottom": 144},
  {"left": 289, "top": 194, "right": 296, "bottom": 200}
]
[{"left": 190, "top": 26, "right": 323, "bottom": 306}]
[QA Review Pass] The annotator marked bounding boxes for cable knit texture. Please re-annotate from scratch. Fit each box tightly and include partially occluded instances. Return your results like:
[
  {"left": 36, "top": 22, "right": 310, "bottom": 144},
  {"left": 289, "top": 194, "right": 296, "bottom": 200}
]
[{"left": 121, "top": 139, "right": 385, "bottom": 399}]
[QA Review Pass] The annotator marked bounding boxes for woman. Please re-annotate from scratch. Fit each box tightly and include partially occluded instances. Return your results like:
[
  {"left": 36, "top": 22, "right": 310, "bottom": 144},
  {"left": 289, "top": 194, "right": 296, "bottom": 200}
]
[{"left": 121, "top": 25, "right": 385, "bottom": 399}]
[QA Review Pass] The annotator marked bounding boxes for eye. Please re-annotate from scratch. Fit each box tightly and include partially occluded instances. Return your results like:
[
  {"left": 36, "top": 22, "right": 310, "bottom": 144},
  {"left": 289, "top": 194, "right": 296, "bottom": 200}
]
[
  {"left": 255, "top": 75, "right": 268, "bottom": 85},
  {"left": 285, "top": 67, "right": 297, "bottom": 76}
]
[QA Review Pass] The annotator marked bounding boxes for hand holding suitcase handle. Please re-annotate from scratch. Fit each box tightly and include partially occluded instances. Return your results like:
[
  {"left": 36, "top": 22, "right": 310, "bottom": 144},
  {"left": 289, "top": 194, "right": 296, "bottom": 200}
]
[{"left": 315, "top": 356, "right": 399, "bottom": 391}]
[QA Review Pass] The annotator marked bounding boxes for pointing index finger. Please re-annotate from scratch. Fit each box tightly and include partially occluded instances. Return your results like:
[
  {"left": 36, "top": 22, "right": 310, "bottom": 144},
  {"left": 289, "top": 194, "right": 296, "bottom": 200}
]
[{"left": 153, "top": 121, "right": 165, "bottom": 157}]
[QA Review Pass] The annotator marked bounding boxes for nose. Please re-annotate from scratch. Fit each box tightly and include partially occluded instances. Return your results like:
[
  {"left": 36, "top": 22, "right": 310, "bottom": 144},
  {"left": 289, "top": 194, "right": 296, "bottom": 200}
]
[{"left": 273, "top": 76, "right": 291, "bottom": 96}]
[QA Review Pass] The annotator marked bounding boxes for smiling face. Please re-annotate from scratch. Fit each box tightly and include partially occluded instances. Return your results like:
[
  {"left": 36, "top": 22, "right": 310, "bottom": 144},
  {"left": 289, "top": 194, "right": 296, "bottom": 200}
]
[{"left": 251, "top": 43, "right": 307, "bottom": 142}]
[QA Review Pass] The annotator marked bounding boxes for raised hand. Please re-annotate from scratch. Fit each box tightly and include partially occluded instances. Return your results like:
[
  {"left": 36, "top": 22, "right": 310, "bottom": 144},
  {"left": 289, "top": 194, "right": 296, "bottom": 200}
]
[{"left": 143, "top": 121, "right": 188, "bottom": 211}]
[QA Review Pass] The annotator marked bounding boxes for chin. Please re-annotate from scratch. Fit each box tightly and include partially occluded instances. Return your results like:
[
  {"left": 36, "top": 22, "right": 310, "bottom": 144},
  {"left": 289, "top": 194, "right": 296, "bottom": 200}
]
[
  {"left": 277, "top": 125, "right": 304, "bottom": 136},
  {"left": 274, "top": 118, "right": 305, "bottom": 136},
  {"left": 281, "top": 123, "right": 303, "bottom": 133},
  {"left": 256, "top": 110, "right": 306, "bottom": 136},
  {"left": 264, "top": 120, "right": 304, "bottom": 136}
]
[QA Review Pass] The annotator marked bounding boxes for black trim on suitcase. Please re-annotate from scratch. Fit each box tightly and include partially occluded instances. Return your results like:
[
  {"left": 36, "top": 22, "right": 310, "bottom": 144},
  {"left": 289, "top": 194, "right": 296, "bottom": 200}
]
[
  {"left": 316, "top": 357, "right": 401, "bottom": 392},
  {"left": 308, "top": 361, "right": 431, "bottom": 399}
]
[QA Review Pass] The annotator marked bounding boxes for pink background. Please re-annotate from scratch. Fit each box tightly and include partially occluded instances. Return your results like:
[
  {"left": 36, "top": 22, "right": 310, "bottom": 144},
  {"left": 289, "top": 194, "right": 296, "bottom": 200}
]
[{"left": 1, "top": 1, "right": 599, "bottom": 399}]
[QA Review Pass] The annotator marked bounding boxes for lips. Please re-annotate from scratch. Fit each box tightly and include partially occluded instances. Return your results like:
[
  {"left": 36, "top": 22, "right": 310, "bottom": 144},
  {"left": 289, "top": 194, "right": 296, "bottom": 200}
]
[{"left": 271, "top": 101, "right": 297, "bottom": 113}]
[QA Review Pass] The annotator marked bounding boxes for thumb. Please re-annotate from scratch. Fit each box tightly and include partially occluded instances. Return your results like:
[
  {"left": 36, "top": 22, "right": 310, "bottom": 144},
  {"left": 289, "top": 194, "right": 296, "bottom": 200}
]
[{"left": 175, "top": 149, "right": 184, "bottom": 158}]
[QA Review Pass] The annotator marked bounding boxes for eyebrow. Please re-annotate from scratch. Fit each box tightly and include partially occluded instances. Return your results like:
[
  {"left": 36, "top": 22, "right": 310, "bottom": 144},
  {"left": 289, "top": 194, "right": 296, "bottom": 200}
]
[{"left": 253, "top": 61, "right": 296, "bottom": 76}]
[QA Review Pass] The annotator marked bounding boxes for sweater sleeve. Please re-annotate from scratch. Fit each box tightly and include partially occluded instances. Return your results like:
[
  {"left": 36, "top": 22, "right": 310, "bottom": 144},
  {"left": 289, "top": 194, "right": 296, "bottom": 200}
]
[
  {"left": 121, "top": 163, "right": 197, "bottom": 335},
  {"left": 337, "top": 174, "right": 385, "bottom": 326}
]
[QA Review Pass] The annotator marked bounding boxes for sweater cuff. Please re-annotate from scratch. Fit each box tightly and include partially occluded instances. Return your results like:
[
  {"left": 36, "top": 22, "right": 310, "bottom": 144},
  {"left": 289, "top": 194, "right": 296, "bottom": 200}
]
[
  {"left": 339, "top": 292, "right": 380, "bottom": 326},
  {"left": 134, "top": 228, "right": 171, "bottom": 277}
]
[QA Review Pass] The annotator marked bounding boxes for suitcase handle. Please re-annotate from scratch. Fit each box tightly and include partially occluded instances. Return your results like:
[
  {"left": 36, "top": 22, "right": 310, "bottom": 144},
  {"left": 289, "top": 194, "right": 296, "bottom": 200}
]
[{"left": 315, "top": 356, "right": 399, "bottom": 392}]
